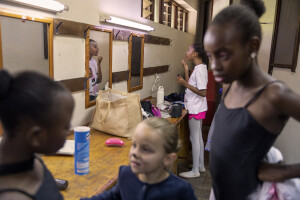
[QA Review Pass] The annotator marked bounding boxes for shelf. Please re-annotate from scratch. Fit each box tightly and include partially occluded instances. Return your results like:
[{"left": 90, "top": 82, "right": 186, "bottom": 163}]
[
  {"left": 143, "top": 0, "right": 153, "bottom": 9},
  {"left": 143, "top": 10, "right": 152, "bottom": 18}
]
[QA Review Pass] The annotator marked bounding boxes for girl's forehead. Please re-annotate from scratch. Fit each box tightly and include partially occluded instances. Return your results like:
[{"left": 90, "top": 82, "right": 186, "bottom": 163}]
[
  {"left": 90, "top": 42, "right": 97, "bottom": 47},
  {"left": 133, "top": 123, "right": 162, "bottom": 141},
  {"left": 204, "top": 25, "right": 241, "bottom": 48}
]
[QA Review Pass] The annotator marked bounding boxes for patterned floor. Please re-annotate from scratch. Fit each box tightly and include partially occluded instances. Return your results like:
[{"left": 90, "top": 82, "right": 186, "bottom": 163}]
[
  {"left": 177, "top": 125, "right": 212, "bottom": 200},
  {"left": 178, "top": 160, "right": 211, "bottom": 200}
]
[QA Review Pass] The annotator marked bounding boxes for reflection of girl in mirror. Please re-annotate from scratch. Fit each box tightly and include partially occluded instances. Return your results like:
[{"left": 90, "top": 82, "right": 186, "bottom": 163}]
[
  {"left": 89, "top": 39, "right": 103, "bottom": 101},
  {"left": 0, "top": 70, "right": 74, "bottom": 199}
]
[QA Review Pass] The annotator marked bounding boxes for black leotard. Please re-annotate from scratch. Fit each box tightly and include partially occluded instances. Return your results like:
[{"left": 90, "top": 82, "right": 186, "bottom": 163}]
[{"left": 210, "top": 81, "right": 279, "bottom": 200}]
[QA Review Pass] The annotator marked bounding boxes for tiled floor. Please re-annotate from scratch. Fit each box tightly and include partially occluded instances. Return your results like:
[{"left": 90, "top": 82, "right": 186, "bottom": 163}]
[
  {"left": 177, "top": 125, "right": 212, "bottom": 200},
  {"left": 178, "top": 160, "right": 212, "bottom": 200}
]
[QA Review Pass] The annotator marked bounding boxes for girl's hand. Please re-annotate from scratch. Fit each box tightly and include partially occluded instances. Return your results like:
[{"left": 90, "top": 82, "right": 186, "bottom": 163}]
[
  {"left": 177, "top": 76, "right": 187, "bottom": 87},
  {"left": 258, "top": 162, "right": 287, "bottom": 182},
  {"left": 89, "top": 68, "right": 92, "bottom": 78},
  {"left": 98, "top": 56, "right": 103, "bottom": 65},
  {"left": 181, "top": 58, "right": 189, "bottom": 71}
]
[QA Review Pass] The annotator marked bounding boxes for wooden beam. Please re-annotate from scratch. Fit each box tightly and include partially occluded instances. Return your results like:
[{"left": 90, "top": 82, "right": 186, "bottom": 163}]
[
  {"left": 54, "top": 18, "right": 89, "bottom": 38},
  {"left": 112, "top": 70, "right": 130, "bottom": 83},
  {"left": 59, "top": 77, "right": 86, "bottom": 92},
  {"left": 143, "top": 65, "right": 169, "bottom": 76}
]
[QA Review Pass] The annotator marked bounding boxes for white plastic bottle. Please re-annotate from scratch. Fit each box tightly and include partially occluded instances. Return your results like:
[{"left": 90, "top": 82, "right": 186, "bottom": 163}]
[
  {"left": 157, "top": 86, "right": 164, "bottom": 106},
  {"left": 105, "top": 82, "right": 109, "bottom": 90}
]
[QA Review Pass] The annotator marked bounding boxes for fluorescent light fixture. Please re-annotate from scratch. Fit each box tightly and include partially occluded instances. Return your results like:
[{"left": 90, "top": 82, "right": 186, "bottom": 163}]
[
  {"left": 105, "top": 16, "right": 154, "bottom": 32},
  {"left": 6, "top": 0, "right": 67, "bottom": 12}
]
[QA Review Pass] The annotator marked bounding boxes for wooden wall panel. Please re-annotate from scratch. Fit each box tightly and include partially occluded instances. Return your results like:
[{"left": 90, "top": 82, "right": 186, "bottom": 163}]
[
  {"left": 143, "top": 65, "right": 169, "bottom": 76},
  {"left": 112, "top": 70, "right": 130, "bottom": 83},
  {"left": 54, "top": 18, "right": 89, "bottom": 37}
]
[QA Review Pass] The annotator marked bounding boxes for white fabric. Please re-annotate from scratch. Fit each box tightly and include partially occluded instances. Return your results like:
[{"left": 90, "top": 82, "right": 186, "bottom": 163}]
[
  {"left": 184, "top": 64, "right": 208, "bottom": 114},
  {"left": 247, "top": 147, "right": 300, "bottom": 200},
  {"left": 189, "top": 118, "right": 205, "bottom": 172},
  {"left": 89, "top": 59, "right": 98, "bottom": 96}
]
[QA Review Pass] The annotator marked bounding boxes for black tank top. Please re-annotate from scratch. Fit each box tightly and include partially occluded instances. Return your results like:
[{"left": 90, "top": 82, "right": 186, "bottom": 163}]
[
  {"left": 210, "top": 81, "right": 279, "bottom": 200},
  {"left": 0, "top": 156, "right": 63, "bottom": 200}
]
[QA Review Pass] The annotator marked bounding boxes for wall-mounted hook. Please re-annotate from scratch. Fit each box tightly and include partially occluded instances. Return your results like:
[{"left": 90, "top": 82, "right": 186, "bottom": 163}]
[
  {"left": 84, "top": 27, "right": 90, "bottom": 38},
  {"left": 55, "top": 21, "right": 63, "bottom": 34},
  {"left": 128, "top": 32, "right": 133, "bottom": 42},
  {"left": 115, "top": 30, "right": 121, "bottom": 40}
]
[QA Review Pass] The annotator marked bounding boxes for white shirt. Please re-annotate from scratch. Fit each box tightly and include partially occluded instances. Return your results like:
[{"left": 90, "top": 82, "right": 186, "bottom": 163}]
[
  {"left": 89, "top": 59, "right": 98, "bottom": 96},
  {"left": 184, "top": 64, "right": 208, "bottom": 114}
]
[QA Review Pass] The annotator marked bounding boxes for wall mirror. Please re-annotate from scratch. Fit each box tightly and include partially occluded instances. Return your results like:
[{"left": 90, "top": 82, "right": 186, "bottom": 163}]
[
  {"left": 0, "top": 11, "right": 53, "bottom": 77},
  {"left": 85, "top": 27, "right": 112, "bottom": 108},
  {"left": 128, "top": 34, "right": 144, "bottom": 92}
]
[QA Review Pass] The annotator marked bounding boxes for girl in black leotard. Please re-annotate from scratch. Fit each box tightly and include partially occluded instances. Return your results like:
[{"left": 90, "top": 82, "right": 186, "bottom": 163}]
[
  {"left": 203, "top": 0, "right": 300, "bottom": 199},
  {"left": 0, "top": 70, "right": 74, "bottom": 199}
]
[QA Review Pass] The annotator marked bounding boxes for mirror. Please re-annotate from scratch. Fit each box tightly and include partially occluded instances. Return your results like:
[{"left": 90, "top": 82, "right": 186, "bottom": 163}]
[
  {"left": 128, "top": 34, "right": 144, "bottom": 92},
  {"left": 85, "top": 27, "right": 112, "bottom": 108},
  {"left": 0, "top": 12, "right": 53, "bottom": 77}
]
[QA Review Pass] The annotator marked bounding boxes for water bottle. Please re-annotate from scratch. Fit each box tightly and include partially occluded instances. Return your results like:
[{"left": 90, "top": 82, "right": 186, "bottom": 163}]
[
  {"left": 157, "top": 86, "right": 164, "bottom": 106},
  {"left": 74, "top": 126, "right": 90, "bottom": 175}
]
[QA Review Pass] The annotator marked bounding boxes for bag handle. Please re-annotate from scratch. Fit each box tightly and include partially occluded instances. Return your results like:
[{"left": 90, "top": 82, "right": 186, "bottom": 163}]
[{"left": 97, "top": 100, "right": 111, "bottom": 123}]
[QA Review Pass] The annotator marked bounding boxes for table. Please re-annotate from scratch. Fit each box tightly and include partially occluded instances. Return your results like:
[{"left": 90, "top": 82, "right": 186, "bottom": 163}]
[
  {"left": 42, "top": 130, "right": 131, "bottom": 199},
  {"left": 42, "top": 110, "right": 189, "bottom": 200}
]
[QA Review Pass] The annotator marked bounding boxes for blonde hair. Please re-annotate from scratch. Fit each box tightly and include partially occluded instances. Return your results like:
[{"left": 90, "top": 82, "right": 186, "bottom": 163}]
[{"left": 142, "top": 117, "right": 180, "bottom": 154}]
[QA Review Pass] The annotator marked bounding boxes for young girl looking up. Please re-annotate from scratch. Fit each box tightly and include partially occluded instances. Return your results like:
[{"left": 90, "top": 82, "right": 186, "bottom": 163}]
[
  {"left": 0, "top": 70, "right": 74, "bottom": 200},
  {"left": 177, "top": 43, "right": 209, "bottom": 178},
  {"left": 203, "top": 0, "right": 300, "bottom": 199},
  {"left": 89, "top": 39, "right": 103, "bottom": 101},
  {"left": 81, "top": 117, "right": 197, "bottom": 200}
]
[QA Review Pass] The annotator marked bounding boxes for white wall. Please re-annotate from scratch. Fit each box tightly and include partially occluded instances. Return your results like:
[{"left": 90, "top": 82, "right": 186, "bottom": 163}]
[{"left": 0, "top": 0, "right": 197, "bottom": 127}]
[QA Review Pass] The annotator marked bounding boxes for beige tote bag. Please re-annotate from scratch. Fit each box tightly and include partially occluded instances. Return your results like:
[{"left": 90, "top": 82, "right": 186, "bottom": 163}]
[{"left": 90, "top": 89, "right": 142, "bottom": 138}]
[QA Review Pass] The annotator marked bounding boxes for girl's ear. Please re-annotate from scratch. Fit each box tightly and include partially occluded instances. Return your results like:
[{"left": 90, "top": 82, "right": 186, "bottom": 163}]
[
  {"left": 249, "top": 36, "right": 260, "bottom": 55},
  {"left": 25, "top": 125, "right": 47, "bottom": 150},
  {"left": 193, "top": 52, "right": 198, "bottom": 58},
  {"left": 163, "top": 152, "right": 177, "bottom": 168}
]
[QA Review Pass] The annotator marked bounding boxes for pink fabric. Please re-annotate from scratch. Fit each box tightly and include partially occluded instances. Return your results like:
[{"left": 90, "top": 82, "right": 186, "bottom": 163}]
[
  {"left": 188, "top": 111, "right": 206, "bottom": 120},
  {"left": 270, "top": 183, "right": 279, "bottom": 200}
]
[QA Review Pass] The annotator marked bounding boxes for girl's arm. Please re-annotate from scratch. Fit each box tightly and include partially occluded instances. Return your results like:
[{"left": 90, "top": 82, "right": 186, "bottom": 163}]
[
  {"left": 258, "top": 83, "right": 300, "bottom": 182},
  {"left": 97, "top": 56, "right": 103, "bottom": 83},
  {"left": 258, "top": 163, "right": 300, "bottom": 182},
  {"left": 80, "top": 183, "right": 121, "bottom": 200},
  {"left": 177, "top": 76, "right": 206, "bottom": 97}
]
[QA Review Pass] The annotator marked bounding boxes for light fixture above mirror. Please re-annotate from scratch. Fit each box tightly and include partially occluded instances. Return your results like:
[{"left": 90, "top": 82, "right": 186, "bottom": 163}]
[
  {"left": 5, "top": 0, "right": 68, "bottom": 12},
  {"left": 100, "top": 13, "right": 154, "bottom": 32}
]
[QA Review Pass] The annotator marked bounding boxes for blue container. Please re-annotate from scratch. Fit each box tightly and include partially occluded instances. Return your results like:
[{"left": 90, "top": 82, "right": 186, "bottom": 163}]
[{"left": 74, "top": 126, "right": 90, "bottom": 175}]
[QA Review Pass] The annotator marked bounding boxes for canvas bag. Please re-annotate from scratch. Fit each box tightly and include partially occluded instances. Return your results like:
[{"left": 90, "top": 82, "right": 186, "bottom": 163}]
[{"left": 90, "top": 89, "right": 142, "bottom": 138}]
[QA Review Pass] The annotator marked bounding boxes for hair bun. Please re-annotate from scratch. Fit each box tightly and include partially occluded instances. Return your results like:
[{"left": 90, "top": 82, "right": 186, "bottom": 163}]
[
  {"left": 241, "top": 0, "right": 266, "bottom": 18},
  {"left": 0, "top": 70, "right": 12, "bottom": 99}
]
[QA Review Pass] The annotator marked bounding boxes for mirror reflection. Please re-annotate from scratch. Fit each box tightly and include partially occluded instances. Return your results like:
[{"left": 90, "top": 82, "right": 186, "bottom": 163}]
[
  {"left": 128, "top": 34, "right": 144, "bottom": 92},
  {"left": 86, "top": 29, "right": 111, "bottom": 106},
  {"left": 0, "top": 16, "right": 49, "bottom": 75}
]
